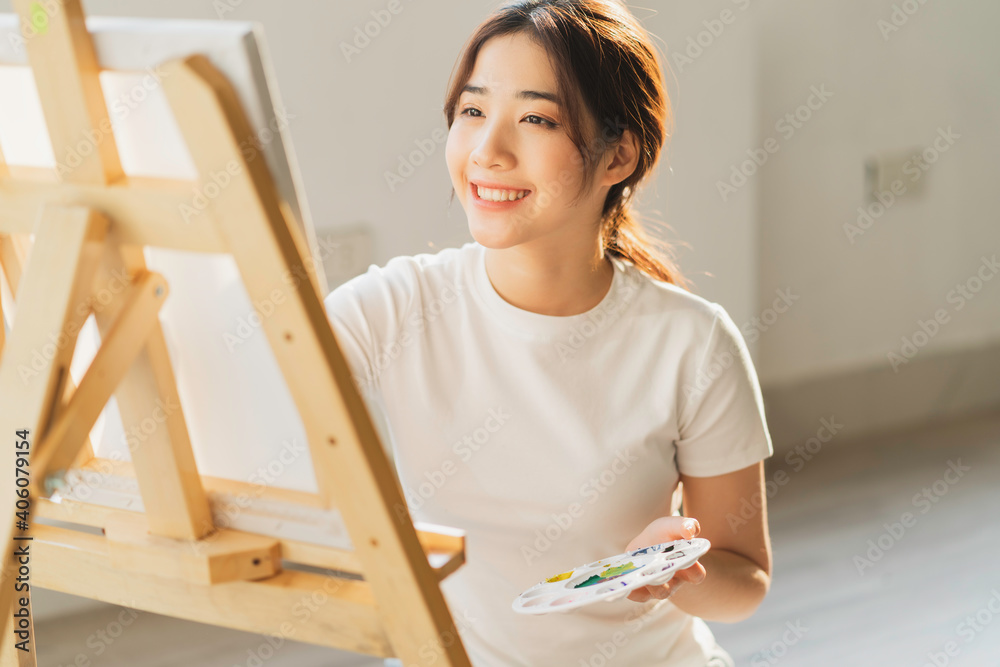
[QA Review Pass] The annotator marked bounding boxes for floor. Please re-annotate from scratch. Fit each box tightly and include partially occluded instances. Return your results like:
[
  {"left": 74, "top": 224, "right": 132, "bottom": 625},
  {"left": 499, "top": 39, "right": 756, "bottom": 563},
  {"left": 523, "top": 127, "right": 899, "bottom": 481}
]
[
  {"left": 708, "top": 408, "right": 1000, "bottom": 666},
  {"left": 36, "top": 409, "right": 1000, "bottom": 667}
]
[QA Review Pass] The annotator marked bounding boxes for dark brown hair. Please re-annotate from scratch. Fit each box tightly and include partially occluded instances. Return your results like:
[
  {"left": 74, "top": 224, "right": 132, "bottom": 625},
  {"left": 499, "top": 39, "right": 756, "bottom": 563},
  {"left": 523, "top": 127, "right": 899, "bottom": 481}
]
[{"left": 443, "top": 0, "right": 690, "bottom": 289}]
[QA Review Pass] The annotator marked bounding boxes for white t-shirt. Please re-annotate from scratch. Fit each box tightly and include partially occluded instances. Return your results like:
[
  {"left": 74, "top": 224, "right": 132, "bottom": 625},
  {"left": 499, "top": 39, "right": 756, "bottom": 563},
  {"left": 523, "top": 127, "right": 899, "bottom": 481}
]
[{"left": 322, "top": 241, "right": 773, "bottom": 667}]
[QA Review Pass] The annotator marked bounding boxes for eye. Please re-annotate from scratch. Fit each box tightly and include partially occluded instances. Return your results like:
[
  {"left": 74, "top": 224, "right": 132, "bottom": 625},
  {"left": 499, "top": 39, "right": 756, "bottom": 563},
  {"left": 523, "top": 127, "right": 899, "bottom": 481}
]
[
  {"left": 524, "top": 114, "right": 557, "bottom": 128},
  {"left": 458, "top": 107, "right": 557, "bottom": 128}
]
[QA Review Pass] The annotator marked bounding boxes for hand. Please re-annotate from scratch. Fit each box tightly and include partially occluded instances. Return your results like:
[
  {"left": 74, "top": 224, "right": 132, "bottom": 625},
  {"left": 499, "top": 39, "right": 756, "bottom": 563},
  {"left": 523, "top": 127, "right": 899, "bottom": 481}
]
[{"left": 624, "top": 516, "right": 706, "bottom": 603}]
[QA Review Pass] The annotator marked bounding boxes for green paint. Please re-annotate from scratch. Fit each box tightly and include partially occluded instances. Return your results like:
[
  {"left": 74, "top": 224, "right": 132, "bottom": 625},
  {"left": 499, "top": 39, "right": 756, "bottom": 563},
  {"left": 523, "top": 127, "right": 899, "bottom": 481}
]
[
  {"left": 573, "top": 561, "right": 641, "bottom": 588},
  {"left": 573, "top": 574, "right": 603, "bottom": 588},
  {"left": 30, "top": 2, "right": 49, "bottom": 35}
]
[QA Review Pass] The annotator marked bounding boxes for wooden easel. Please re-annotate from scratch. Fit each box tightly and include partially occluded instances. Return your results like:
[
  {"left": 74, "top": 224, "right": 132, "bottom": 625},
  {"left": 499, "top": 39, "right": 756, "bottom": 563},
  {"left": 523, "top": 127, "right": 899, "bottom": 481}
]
[{"left": 0, "top": 2, "right": 471, "bottom": 665}]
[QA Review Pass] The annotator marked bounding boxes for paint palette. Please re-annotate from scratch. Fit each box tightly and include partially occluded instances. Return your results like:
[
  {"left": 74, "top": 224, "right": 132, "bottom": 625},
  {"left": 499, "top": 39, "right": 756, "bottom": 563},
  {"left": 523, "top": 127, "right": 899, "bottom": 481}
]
[{"left": 511, "top": 538, "right": 711, "bottom": 615}]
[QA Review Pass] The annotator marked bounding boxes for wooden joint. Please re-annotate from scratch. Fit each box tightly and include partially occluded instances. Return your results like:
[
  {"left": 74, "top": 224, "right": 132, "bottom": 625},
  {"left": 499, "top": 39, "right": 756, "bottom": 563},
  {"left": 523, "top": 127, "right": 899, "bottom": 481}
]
[{"left": 104, "top": 513, "right": 282, "bottom": 585}]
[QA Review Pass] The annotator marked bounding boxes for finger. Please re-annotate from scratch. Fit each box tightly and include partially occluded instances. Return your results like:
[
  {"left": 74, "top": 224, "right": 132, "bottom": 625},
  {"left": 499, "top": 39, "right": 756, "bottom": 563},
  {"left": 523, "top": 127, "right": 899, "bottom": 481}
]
[
  {"left": 674, "top": 562, "right": 707, "bottom": 585},
  {"left": 627, "top": 586, "right": 651, "bottom": 603},
  {"left": 625, "top": 516, "right": 702, "bottom": 552}
]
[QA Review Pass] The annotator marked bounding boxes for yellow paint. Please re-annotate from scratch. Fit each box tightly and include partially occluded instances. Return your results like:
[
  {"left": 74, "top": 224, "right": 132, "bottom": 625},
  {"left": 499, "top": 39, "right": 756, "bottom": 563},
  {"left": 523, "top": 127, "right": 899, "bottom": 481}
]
[
  {"left": 545, "top": 570, "right": 573, "bottom": 583},
  {"left": 601, "top": 562, "right": 636, "bottom": 577}
]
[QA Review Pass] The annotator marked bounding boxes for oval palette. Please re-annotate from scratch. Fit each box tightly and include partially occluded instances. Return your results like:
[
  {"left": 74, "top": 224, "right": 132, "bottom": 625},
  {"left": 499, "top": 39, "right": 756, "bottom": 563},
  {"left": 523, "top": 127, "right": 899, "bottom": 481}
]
[{"left": 511, "top": 538, "right": 711, "bottom": 615}]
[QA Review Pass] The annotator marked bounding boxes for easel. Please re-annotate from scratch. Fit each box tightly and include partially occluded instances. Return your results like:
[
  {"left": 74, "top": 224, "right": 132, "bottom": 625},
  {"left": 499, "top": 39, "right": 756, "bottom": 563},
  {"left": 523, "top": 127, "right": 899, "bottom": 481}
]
[{"left": 0, "top": 2, "right": 472, "bottom": 665}]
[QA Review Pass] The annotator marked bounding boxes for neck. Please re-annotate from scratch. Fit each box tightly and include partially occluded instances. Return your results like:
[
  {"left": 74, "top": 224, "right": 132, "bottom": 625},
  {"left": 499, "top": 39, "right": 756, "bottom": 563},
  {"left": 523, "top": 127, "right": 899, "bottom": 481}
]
[{"left": 483, "top": 237, "right": 614, "bottom": 317}]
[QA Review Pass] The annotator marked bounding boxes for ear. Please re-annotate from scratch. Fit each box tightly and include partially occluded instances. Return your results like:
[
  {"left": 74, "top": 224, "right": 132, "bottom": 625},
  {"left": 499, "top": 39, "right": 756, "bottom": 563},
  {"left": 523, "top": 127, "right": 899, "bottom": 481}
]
[{"left": 602, "top": 128, "right": 641, "bottom": 187}]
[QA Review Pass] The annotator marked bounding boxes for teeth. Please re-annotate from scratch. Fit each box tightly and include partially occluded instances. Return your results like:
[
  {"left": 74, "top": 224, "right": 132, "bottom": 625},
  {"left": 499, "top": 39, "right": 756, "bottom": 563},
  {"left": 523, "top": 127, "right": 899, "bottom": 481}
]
[{"left": 476, "top": 185, "right": 529, "bottom": 202}]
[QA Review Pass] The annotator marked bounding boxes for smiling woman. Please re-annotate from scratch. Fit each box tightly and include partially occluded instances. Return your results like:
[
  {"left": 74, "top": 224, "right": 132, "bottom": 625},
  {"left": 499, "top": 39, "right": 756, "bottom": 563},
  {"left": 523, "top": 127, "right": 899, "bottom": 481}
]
[{"left": 324, "top": 2, "right": 774, "bottom": 666}]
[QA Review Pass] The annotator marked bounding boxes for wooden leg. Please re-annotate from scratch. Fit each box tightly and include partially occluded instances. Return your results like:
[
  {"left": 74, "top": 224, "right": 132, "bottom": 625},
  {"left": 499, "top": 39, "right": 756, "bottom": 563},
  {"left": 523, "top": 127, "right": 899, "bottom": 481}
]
[
  {"left": 32, "top": 271, "right": 168, "bottom": 493},
  {"left": 0, "top": 206, "right": 108, "bottom": 658},
  {"left": 87, "top": 241, "right": 213, "bottom": 541}
]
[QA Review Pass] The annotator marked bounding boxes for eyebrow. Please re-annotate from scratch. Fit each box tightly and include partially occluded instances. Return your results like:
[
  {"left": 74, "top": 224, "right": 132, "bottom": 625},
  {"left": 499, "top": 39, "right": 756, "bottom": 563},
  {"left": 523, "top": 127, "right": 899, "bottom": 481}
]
[{"left": 461, "top": 84, "right": 561, "bottom": 106}]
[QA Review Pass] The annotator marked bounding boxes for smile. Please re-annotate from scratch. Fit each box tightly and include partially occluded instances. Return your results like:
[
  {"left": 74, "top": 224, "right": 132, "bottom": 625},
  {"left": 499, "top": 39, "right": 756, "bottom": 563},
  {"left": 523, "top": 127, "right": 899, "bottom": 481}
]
[{"left": 470, "top": 182, "right": 532, "bottom": 209}]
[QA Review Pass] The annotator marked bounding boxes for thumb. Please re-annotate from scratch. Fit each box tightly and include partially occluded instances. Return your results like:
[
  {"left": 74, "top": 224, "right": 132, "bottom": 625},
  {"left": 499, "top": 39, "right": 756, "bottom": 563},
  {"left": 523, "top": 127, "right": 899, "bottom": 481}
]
[{"left": 625, "top": 515, "right": 701, "bottom": 552}]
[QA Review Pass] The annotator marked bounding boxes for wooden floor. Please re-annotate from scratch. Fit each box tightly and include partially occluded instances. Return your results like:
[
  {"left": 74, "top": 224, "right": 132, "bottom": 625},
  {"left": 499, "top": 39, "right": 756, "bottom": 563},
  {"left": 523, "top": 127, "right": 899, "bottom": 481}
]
[{"left": 35, "top": 409, "right": 1000, "bottom": 666}]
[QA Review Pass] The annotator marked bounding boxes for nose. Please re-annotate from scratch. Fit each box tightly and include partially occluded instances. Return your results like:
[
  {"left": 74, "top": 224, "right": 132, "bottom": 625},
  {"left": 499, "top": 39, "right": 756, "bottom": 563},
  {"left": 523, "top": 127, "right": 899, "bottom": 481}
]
[{"left": 470, "top": 118, "right": 514, "bottom": 170}]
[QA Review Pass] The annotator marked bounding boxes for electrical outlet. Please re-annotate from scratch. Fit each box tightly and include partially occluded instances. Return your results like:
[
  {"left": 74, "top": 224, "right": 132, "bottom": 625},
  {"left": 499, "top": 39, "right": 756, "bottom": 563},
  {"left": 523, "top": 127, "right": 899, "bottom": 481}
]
[
  {"left": 864, "top": 146, "right": 927, "bottom": 203},
  {"left": 315, "top": 224, "right": 375, "bottom": 289}
]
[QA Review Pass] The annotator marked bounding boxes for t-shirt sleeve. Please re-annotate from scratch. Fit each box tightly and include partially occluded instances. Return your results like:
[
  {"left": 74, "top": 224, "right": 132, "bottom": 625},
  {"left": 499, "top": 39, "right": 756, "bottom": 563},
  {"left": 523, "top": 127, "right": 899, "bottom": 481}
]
[
  {"left": 323, "top": 258, "right": 418, "bottom": 468},
  {"left": 322, "top": 257, "right": 417, "bottom": 394},
  {"left": 674, "top": 303, "right": 773, "bottom": 477}
]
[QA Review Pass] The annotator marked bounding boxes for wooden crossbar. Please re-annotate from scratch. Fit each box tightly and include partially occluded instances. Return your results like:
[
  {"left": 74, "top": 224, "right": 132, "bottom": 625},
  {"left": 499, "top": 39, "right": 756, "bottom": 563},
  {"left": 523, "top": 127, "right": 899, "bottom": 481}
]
[{"left": 0, "top": 1, "right": 473, "bottom": 664}]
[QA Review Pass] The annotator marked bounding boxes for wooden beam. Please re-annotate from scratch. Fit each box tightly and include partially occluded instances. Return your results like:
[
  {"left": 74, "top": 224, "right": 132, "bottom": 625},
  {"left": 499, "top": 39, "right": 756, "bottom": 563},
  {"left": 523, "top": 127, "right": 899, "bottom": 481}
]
[
  {"left": 86, "top": 239, "right": 213, "bottom": 541},
  {"left": 0, "top": 233, "right": 97, "bottom": 471},
  {"left": 0, "top": 274, "right": 5, "bottom": 359},
  {"left": 31, "top": 523, "right": 394, "bottom": 657},
  {"left": 104, "top": 511, "right": 281, "bottom": 585},
  {"left": 35, "top": 458, "right": 466, "bottom": 583},
  {"left": 0, "top": 169, "right": 228, "bottom": 253},
  {"left": 162, "top": 54, "right": 472, "bottom": 666},
  {"left": 0, "top": 205, "right": 107, "bottom": 652},
  {"left": 31, "top": 271, "right": 167, "bottom": 492},
  {"left": 11, "top": 0, "right": 123, "bottom": 185},
  {"left": 0, "top": 234, "right": 31, "bottom": 298}
]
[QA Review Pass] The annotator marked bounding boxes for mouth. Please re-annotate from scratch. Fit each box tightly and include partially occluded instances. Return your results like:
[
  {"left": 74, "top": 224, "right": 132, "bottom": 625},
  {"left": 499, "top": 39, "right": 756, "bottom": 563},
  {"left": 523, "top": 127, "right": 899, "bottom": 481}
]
[{"left": 470, "top": 181, "right": 533, "bottom": 209}]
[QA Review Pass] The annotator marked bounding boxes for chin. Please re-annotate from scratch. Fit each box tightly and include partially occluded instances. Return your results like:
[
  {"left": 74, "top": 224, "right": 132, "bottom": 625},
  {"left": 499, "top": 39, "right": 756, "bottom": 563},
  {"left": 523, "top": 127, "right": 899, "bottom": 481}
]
[{"left": 467, "top": 217, "right": 525, "bottom": 250}]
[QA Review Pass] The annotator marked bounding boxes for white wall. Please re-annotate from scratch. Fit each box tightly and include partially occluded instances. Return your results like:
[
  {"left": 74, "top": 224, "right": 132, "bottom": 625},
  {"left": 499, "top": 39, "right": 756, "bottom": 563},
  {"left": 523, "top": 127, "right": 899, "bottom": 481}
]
[
  {"left": 753, "top": 0, "right": 1000, "bottom": 385},
  {"left": 0, "top": 0, "right": 761, "bottom": 332}
]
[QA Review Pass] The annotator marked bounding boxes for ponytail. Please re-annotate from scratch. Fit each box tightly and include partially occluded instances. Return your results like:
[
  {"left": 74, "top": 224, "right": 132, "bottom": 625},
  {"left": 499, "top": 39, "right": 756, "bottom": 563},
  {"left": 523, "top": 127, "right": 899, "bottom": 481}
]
[{"left": 602, "top": 187, "right": 691, "bottom": 290}]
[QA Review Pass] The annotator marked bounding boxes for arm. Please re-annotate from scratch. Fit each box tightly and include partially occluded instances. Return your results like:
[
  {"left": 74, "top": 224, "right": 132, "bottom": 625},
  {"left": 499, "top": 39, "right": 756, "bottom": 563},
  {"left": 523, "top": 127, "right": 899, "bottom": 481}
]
[{"left": 625, "top": 461, "right": 772, "bottom": 623}]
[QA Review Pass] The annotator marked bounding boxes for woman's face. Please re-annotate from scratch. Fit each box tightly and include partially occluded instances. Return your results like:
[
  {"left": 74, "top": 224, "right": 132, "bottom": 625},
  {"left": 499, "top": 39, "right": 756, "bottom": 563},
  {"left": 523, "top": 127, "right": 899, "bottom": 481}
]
[{"left": 446, "top": 32, "right": 606, "bottom": 250}]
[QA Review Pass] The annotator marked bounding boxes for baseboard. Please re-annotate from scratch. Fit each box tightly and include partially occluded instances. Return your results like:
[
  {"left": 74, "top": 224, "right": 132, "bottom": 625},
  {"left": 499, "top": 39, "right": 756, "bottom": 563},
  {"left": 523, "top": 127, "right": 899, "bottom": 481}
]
[{"left": 760, "top": 338, "right": 1000, "bottom": 458}]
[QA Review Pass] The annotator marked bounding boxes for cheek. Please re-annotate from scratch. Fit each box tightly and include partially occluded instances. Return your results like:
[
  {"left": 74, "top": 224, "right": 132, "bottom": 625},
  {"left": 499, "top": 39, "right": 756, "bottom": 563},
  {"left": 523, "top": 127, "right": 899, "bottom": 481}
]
[
  {"left": 541, "top": 149, "right": 587, "bottom": 200},
  {"left": 445, "top": 129, "right": 466, "bottom": 176}
]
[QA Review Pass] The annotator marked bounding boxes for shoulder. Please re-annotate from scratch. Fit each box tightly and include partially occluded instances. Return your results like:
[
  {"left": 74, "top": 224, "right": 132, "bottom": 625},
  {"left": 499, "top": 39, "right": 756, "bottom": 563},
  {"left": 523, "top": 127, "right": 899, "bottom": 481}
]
[
  {"left": 324, "top": 242, "right": 474, "bottom": 312},
  {"left": 622, "top": 261, "right": 735, "bottom": 342}
]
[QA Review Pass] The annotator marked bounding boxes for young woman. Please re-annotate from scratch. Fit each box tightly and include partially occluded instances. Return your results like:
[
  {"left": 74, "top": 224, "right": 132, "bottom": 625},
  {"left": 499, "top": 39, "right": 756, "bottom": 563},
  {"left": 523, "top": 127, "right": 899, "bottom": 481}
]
[{"left": 324, "top": 1, "right": 773, "bottom": 665}]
